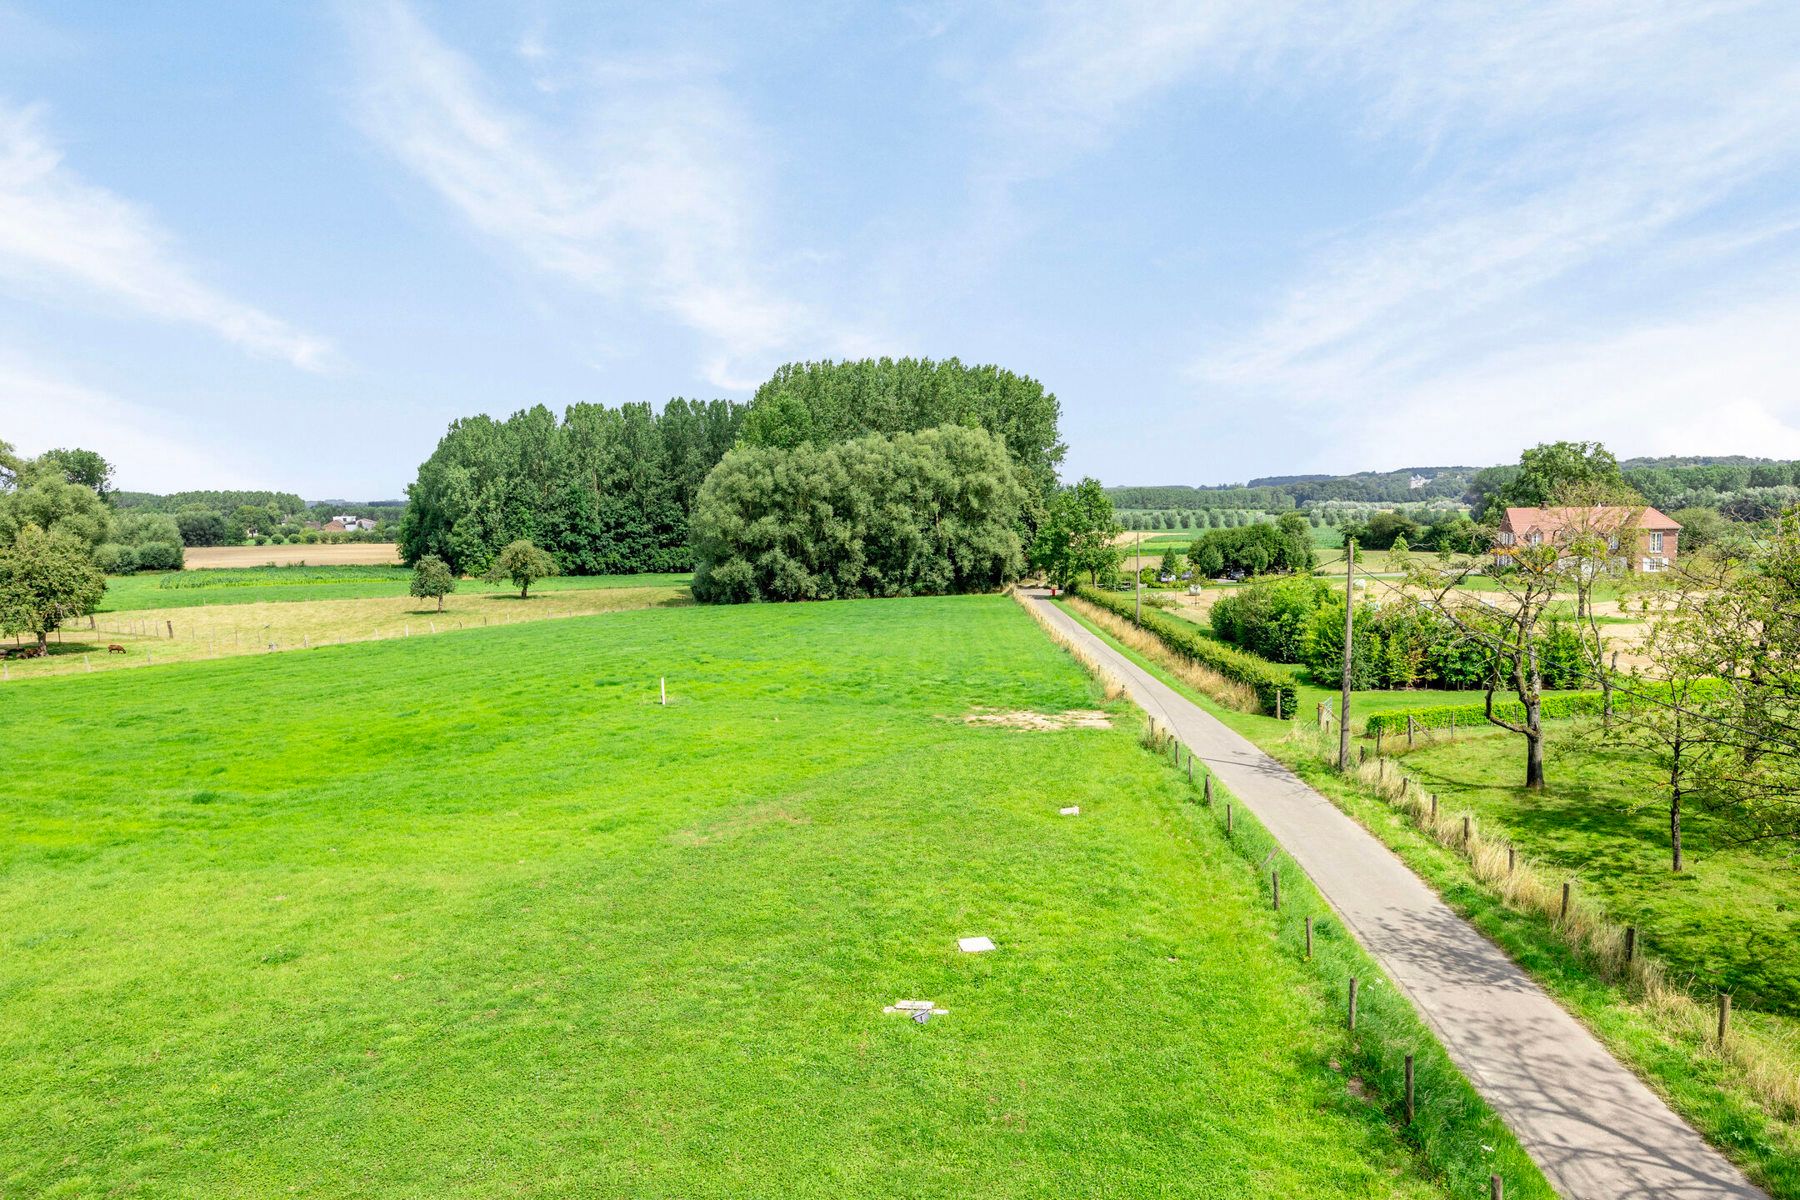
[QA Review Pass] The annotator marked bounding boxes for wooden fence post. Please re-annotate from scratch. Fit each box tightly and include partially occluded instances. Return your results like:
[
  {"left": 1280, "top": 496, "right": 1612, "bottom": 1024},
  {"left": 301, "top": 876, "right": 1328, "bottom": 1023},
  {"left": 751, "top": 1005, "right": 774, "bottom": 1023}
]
[
  {"left": 1718, "top": 993, "right": 1731, "bottom": 1045},
  {"left": 1491, "top": 1175, "right": 1503, "bottom": 1200},
  {"left": 1407, "top": 715, "right": 1415, "bottom": 748},
  {"left": 1225, "top": 803, "right": 1233, "bottom": 835},
  {"left": 1429, "top": 793, "right": 1438, "bottom": 820},
  {"left": 1462, "top": 815, "right": 1471, "bottom": 845},
  {"left": 1560, "top": 880, "right": 1572, "bottom": 921},
  {"left": 1507, "top": 846, "right": 1515, "bottom": 875},
  {"left": 1404, "top": 1054, "right": 1415, "bottom": 1124},
  {"left": 1203, "top": 775, "right": 1212, "bottom": 806},
  {"left": 1625, "top": 926, "right": 1637, "bottom": 963},
  {"left": 1271, "top": 869, "right": 1280, "bottom": 911},
  {"left": 1347, "top": 977, "right": 1359, "bottom": 1030},
  {"left": 1304, "top": 916, "right": 1313, "bottom": 960}
]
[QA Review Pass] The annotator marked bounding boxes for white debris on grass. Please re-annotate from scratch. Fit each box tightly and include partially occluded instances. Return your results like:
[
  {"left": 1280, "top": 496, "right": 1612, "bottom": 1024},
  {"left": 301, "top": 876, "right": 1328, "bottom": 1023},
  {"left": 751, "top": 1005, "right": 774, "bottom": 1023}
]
[
  {"left": 882, "top": 999, "right": 949, "bottom": 1015},
  {"left": 958, "top": 936, "right": 996, "bottom": 953},
  {"left": 1059, "top": 805, "right": 1080, "bottom": 816}
]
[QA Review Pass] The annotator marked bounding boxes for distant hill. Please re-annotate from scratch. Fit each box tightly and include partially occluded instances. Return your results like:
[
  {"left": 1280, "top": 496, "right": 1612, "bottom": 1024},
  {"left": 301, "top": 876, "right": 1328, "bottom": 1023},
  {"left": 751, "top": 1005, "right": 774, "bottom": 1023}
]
[
  {"left": 1109, "top": 467, "right": 1474, "bottom": 509},
  {"left": 1110, "top": 454, "right": 1800, "bottom": 521}
]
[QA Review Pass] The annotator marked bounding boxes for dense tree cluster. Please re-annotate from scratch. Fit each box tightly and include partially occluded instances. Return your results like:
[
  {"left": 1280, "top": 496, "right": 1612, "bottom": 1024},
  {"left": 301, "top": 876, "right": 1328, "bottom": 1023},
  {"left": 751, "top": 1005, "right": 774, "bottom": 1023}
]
[
  {"left": 1338, "top": 509, "right": 1488, "bottom": 553},
  {"left": 400, "top": 399, "right": 746, "bottom": 576},
  {"left": 114, "top": 489, "right": 307, "bottom": 516},
  {"left": 740, "top": 358, "right": 1064, "bottom": 501},
  {"left": 691, "top": 426, "right": 1025, "bottom": 603},
  {"left": 0, "top": 442, "right": 182, "bottom": 573},
  {"left": 1185, "top": 515, "right": 1314, "bottom": 577}
]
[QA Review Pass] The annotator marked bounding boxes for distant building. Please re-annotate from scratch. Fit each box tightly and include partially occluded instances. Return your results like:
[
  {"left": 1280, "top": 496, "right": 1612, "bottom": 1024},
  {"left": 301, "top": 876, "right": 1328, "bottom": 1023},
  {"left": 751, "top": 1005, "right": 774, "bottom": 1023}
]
[
  {"left": 1494, "top": 506, "right": 1680, "bottom": 573},
  {"left": 322, "top": 519, "right": 349, "bottom": 533},
  {"left": 1408, "top": 474, "right": 1430, "bottom": 490}
]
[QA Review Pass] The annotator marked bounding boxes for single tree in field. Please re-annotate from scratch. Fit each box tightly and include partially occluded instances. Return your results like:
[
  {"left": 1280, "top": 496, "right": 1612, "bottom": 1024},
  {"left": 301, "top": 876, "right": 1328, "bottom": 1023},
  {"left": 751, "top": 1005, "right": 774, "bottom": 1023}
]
[
  {"left": 410, "top": 553, "right": 457, "bottom": 611},
  {"left": 1665, "top": 510, "right": 1800, "bottom": 852},
  {"left": 1158, "top": 547, "right": 1179, "bottom": 578},
  {"left": 1402, "top": 539, "right": 1563, "bottom": 789},
  {"left": 487, "top": 540, "right": 557, "bottom": 598},
  {"left": 0, "top": 524, "right": 105, "bottom": 654},
  {"left": 1482, "top": 440, "right": 1625, "bottom": 519},
  {"left": 1544, "top": 480, "right": 1644, "bottom": 723},
  {"left": 1616, "top": 564, "right": 1725, "bottom": 872},
  {"left": 1030, "top": 477, "right": 1121, "bottom": 589}
]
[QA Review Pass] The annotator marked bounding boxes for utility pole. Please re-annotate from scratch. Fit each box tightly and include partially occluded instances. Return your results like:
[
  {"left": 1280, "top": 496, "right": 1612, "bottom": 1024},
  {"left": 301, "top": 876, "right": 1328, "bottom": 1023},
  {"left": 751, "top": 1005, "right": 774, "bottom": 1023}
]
[
  {"left": 1338, "top": 537, "right": 1356, "bottom": 771},
  {"left": 1134, "top": 531, "right": 1142, "bottom": 625}
]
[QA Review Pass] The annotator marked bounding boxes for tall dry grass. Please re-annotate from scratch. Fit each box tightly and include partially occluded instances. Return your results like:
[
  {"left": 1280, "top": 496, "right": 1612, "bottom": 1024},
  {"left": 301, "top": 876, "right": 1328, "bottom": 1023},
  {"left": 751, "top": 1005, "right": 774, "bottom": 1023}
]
[
  {"left": 1009, "top": 590, "right": 1125, "bottom": 703},
  {"left": 1061, "top": 594, "right": 1260, "bottom": 712},
  {"left": 1285, "top": 722, "right": 1800, "bottom": 1122}
]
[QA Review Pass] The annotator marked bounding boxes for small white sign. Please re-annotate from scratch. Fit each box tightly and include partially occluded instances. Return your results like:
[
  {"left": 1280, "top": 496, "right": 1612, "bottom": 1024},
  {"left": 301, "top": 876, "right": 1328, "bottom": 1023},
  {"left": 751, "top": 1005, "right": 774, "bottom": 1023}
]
[{"left": 958, "top": 936, "right": 996, "bottom": 953}]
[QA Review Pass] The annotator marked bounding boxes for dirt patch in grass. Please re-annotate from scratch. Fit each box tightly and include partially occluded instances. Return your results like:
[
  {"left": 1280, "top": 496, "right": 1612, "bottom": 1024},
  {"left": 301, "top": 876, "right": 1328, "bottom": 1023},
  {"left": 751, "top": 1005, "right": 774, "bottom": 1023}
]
[{"left": 961, "top": 708, "right": 1112, "bottom": 731}]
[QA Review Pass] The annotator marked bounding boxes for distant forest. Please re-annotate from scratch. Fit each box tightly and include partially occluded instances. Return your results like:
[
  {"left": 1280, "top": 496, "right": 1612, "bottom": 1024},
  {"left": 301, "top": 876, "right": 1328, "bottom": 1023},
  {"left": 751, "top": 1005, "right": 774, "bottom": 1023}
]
[{"left": 1111, "top": 455, "right": 1800, "bottom": 517}]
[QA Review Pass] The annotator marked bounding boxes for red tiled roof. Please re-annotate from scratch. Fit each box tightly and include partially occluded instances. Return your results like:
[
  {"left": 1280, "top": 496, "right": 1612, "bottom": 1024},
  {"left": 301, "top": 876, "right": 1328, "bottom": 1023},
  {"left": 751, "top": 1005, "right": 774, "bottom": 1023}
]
[{"left": 1501, "top": 505, "right": 1680, "bottom": 536}]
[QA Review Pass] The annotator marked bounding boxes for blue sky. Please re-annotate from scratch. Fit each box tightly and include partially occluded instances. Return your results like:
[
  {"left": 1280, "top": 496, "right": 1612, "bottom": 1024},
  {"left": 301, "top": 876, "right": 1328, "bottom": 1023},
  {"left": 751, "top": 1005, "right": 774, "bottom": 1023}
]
[{"left": 4, "top": 2, "right": 1800, "bottom": 499}]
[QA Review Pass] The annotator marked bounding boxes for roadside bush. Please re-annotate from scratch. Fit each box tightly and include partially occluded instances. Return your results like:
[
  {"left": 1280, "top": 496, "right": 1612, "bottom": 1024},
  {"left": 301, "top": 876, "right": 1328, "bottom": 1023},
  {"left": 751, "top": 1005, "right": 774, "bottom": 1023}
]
[
  {"left": 1072, "top": 583, "right": 1298, "bottom": 717},
  {"left": 1210, "top": 575, "right": 1328, "bottom": 662}
]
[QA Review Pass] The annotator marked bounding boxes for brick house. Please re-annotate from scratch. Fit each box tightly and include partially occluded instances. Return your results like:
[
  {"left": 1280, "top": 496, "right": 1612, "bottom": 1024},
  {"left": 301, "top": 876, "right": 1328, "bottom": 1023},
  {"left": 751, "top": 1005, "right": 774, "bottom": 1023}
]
[{"left": 1494, "top": 505, "right": 1680, "bottom": 572}]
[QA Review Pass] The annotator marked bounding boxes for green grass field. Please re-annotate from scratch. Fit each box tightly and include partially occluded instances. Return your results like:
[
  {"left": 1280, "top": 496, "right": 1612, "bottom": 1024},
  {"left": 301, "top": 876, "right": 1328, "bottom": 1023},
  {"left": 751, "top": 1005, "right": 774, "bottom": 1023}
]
[
  {"left": 1401, "top": 725, "right": 1800, "bottom": 1015},
  {"left": 2, "top": 597, "right": 1454, "bottom": 1198},
  {"left": 97, "top": 566, "right": 694, "bottom": 612}
]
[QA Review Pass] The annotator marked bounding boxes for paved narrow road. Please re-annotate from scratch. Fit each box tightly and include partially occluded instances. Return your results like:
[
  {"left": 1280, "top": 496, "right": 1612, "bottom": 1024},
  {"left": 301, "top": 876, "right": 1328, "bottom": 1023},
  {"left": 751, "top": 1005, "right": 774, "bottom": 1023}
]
[{"left": 1029, "top": 593, "right": 1767, "bottom": 1200}]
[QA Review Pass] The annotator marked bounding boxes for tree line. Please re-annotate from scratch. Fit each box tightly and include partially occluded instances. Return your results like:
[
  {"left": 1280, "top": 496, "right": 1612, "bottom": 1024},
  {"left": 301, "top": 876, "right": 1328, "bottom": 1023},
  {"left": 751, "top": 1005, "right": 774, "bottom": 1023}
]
[{"left": 402, "top": 358, "right": 1068, "bottom": 595}]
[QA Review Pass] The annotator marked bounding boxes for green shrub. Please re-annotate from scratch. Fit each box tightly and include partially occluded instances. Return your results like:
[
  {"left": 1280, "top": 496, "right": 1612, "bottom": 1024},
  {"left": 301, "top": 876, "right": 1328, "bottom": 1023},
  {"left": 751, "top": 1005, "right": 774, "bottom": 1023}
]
[
  {"left": 1366, "top": 691, "right": 1600, "bottom": 736},
  {"left": 1209, "top": 575, "right": 1329, "bottom": 662},
  {"left": 1072, "top": 584, "right": 1298, "bottom": 718},
  {"left": 93, "top": 543, "right": 137, "bottom": 574},
  {"left": 133, "top": 541, "right": 184, "bottom": 571}
]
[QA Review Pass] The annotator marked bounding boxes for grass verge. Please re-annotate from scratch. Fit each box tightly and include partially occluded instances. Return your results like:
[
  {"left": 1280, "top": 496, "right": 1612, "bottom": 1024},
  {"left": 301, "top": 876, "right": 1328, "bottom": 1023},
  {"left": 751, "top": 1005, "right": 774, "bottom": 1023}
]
[{"left": 1021, "top": 593, "right": 1552, "bottom": 1199}]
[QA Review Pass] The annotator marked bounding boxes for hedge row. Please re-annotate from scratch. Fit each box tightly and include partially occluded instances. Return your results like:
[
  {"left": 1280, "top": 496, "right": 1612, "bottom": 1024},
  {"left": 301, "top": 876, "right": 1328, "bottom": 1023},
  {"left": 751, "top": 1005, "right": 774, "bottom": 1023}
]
[
  {"left": 1361, "top": 681, "right": 1718, "bottom": 737},
  {"left": 1363, "top": 693, "right": 1607, "bottom": 738},
  {"left": 1072, "top": 584, "right": 1299, "bottom": 718}
]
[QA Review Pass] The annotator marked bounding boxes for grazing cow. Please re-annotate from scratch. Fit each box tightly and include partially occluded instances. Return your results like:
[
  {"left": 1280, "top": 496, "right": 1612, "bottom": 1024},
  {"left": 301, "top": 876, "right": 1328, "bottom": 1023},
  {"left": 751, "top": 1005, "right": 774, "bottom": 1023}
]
[{"left": 108, "top": 644, "right": 127, "bottom": 654}]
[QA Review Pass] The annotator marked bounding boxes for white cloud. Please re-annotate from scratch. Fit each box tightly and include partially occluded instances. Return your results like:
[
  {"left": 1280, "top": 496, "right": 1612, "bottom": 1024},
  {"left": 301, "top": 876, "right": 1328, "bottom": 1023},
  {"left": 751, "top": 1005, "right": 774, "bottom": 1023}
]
[
  {"left": 0, "top": 353, "right": 270, "bottom": 491},
  {"left": 1347, "top": 290, "right": 1800, "bottom": 469},
  {"left": 342, "top": 0, "right": 872, "bottom": 390},
  {"left": 0, "top": 102, "right": 335, "bottom": 371},
  {"left": 1113, "top": 1, "right": 1800, "bottom": 469}
]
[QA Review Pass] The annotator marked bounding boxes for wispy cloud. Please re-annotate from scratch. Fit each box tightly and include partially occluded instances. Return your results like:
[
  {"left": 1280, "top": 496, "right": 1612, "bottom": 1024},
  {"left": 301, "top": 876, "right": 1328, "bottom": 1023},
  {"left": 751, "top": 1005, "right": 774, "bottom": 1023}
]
[
  {"left": 1102, "top": 0, "right": 1800, "bottom": 467},
  {"left": 341, "top": 0, "right": 875, "bottom": 390},
  {"left": 1356, "top": 288, "right": 1800, "bottom": 469},
  {"left": 0, "top": 102, "right": 335, "bottom": 371},
  {"left": 0, "top": 351, "right": 270, "bottom": 490}
]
